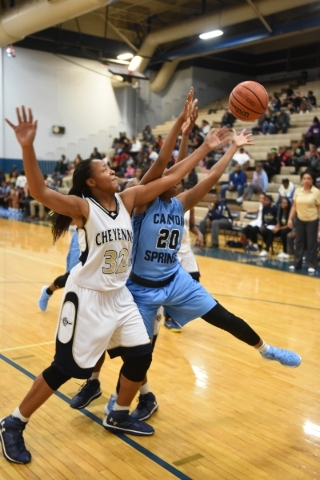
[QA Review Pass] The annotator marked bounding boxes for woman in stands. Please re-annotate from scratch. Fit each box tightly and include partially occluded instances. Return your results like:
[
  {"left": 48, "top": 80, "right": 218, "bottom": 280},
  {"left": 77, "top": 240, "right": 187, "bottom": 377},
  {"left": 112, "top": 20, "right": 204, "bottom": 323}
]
[
  {"left": 288, "top": 171, "right": 320, "bottom": 273},
  {"left": 274, "top": 197, "right": 292, "bottom": 259}
]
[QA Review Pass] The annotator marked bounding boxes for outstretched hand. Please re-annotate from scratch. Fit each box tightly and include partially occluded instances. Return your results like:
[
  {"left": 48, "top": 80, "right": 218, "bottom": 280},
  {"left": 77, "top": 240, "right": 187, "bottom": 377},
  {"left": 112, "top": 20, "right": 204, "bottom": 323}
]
[
  {"left": 231, "top": 129, "right": 255, "bottom": 148},
  {"left": 180, "top": 87, "right": 198, "bottom": 122},
  {"left": 5, "top": 106, "right": 37, "bottom": 147},
  {"left": 204, "top": 127, "right": 230, "bottom": 150},
  {"left": 181, "top": 103, "right": 199, "bottom": 136}
]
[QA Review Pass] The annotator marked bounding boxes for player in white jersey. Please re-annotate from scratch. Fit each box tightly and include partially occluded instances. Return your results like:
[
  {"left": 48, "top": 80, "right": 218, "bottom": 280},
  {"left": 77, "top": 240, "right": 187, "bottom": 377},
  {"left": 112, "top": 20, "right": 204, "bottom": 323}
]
[{"left": 0, "top": 97, "right": 228, "bottom": 463}]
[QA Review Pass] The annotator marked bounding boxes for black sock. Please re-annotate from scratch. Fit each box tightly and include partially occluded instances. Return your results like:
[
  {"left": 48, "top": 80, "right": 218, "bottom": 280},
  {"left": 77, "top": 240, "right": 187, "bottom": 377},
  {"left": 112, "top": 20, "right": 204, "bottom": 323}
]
[{"left": 46, "top": 288, "right": 53, "bottom": 296}]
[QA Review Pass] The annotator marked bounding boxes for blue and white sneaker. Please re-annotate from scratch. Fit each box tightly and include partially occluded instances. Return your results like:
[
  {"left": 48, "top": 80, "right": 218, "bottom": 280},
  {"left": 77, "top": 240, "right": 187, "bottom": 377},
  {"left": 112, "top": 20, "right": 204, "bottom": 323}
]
[
  {"left": 70, "top": 379, "right": 102, "bottom": 409},
  {"left": 104, "top": 393, "right": 117, "bottom": 415},
  {"left": 260, "top": 346, "right": 301, "bottom": 368},
  {"left": 131, "top": 392, "right": 158, "bottom": 421},
  {"left": 103, "top": 410, "right": 154, "bottom": 436},
  {"left": 164, "top": 318, "right": 182, "bottom": 332},
  {"left": 38, "top": 286, "right": 50, "bottom": 312},
  {"left": 0, "top": 416, "right": 31, "bottom": 464}
]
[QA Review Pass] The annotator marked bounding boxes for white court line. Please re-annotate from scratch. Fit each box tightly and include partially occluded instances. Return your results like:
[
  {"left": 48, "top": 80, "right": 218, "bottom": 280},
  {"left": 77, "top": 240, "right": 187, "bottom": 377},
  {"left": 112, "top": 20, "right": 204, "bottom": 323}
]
[
  {"left": 0, "top": 247, "right": 64, "bottom": 268},
  {"left": 0, "top": 341, "right": 55, "bottom": 353}
]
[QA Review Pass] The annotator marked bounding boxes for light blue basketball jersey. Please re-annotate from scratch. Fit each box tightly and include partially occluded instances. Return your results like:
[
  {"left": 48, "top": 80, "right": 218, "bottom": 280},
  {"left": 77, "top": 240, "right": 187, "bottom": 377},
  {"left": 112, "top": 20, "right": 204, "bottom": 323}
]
[
  {"left": 131, "top": 197, "right": 184, "bottom": 281},
  {"left": 66, "top": 231, "right": 80, "bottom": 272}
]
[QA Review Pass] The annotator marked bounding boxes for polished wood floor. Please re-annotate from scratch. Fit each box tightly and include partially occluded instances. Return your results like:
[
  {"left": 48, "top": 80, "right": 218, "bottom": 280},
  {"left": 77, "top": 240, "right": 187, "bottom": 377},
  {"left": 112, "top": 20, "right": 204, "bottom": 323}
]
[{"left": 0, "top": 219, "right": 319, "bottom": 480}]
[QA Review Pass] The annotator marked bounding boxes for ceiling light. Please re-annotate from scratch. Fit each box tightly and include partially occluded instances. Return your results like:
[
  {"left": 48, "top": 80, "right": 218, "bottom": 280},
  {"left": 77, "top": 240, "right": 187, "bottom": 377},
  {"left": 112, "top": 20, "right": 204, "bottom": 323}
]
[
  {"left": 199, "top": 30, "right": 223, "bottom": 40},
  {"left": 128, "top": 55, "right": 143, "bottom": 72},
  {"left": 117, "top": 53, "right": 134, "bottom": 61}
]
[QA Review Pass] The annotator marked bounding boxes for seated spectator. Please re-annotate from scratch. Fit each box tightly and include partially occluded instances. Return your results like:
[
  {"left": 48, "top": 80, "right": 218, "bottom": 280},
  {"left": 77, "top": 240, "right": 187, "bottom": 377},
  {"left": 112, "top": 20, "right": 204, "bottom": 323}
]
[
  {"left": 15, "top": 170, "right": 27, "bottom": 189},
  {"left": 263, "top": 148, "right": 281, "bottom": 182},
  {"left": 304, "top": 117, "right": 320, "bottom": 151},
  {"left": 61, "top": 163, "right": 76, "bottom": 190},
  {"left": 21, "top": 183, "right": 33, "bottom": 217},
  {"left": 278, "top": 146, "right": 292, "bottom": 167},
  {"left": 52, "top": 157, "right": 67, "bottom": 185},
  {"left": 90, "top": 147, "right": 102, "bottom": 160},
  {"left": 9, "top": 171, "right": 18, "bottom": 186},
  {"left": 188, "top": 132, "right": 204, "bottom": 149},
  {"left": 299, "top": 95, "right": 312, "bottom": 114},
  {"left": 269, "top": 94, "right": 281, "bottom": 113},
  {"left": 261, "top": 109, "right": 276, "bottom": 135},
  {"left": 308, "top": 147, "right": 320, "bottom": 179},
  {"left": 220, "top": 164, "right": 247, "bottom": 203},
  {"left": 148, "top": 150, "right": 159, "bottom": 164},
  {"left": 278, "top": 178, "right": 295, "bottom": 203},
  {"left": 274, "top": 108, "right": 290, "bottom": 134},
  {"left": 243, "top": 163, "right": 268, "bottom": 200},
  {"left": 258, "top": 195, "right": 278, "bottom": 257},
  {"left": 231, "top": 147, "right": 250, "bottom": 170},
  {"left": 252, "top": 114, "right": 266, "bottom": 135},
  {"left": 221, "top": 109, "right": 236, "bottom": 128},
  {"left": 184, "top": 168, "right": 198, "bottom": 190},
  {"left": 291, "top": 140, "right": 307, "bottom": 174},
  {"left": 154, "top": 135, "right": 164, "bottom": 152},
  {"left": 142, "top": 125, "right": 155, "bottom": 143},
  {"left": 307, "top": 90, "right": 317, "bottom": 108},
  {"left": 124, "top": 164, "right": 135, "bottom": 178},
  {"left": 274, "top": 198, "right": 292, "bottom": 259},
  {"left": 0, "top": 181, "right": 10, "bottom": 207},
  {"left": 291, "top": 91, "right": 303, "bottom": 113},
  {"left": 243, "top": 193, "right": 265, "bottom": 252},
  {"left": 74, "top": 154, "right": 82, "bottom": 165},
  {"left": 200, "top": 120, "right": 210, "bottom": 136},
  {"left": 0, "top": 169, "right": 5, "bottom": 184},
  {"left": 199, "top": 193, "right": 232, "bottom": 248},
  {"left": 208, "top": 99, "right": 224, "bottom": 114}
]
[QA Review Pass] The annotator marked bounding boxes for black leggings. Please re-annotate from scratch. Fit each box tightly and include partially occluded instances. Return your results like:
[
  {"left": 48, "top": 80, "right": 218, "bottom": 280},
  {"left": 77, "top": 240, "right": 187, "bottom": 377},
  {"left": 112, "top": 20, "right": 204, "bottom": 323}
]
[
  {"left": 202, "top": 303, "right": 260, "bottom": 346},
  {"left": 243, "top": 225, "right": 260, "bottom": 244},
  {"left": 54, "top": 272, "right": 70, "bottom": 289}
]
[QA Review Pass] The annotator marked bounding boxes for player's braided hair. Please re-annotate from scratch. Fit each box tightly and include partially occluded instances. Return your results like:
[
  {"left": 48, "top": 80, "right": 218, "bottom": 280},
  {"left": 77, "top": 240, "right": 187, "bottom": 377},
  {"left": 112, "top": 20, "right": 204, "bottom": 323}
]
[{"left": 51, "top": 159, "right": 92, "bottom": 243}]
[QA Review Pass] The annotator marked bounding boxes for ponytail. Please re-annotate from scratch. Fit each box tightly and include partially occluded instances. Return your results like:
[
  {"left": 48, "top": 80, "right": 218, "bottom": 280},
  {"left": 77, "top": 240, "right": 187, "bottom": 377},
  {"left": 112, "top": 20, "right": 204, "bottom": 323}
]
[{"left": 51, "top": 159, "right": 92, "bottom": 243}]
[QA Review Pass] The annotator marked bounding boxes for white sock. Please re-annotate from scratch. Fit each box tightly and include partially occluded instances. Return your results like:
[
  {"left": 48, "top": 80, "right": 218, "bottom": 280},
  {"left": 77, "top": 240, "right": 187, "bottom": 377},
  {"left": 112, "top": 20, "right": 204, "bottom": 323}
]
[
  {"left": 90, "top": 372, "right": 100, "bottom": 381},
  {"left": 257, "top": 341, "right": 270, "bottom": 354},
  {"left": 139, "top": 381, "right": 150, "bottom": 395},
  {"left": 253, "top": 243, "right": 258, "bottom": 248},
  {"left": 12, "top": 407, "right": 29, "bottom": 423},
  {"left": 113, "top": 402, "right": 130, "bottom": 412}
]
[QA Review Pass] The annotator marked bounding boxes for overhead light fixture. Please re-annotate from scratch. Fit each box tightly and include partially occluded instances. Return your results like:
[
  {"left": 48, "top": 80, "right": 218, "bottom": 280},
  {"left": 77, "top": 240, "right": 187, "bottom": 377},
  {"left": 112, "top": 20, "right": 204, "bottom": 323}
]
[
  {"left": 117, "top": 53, "right": 134, "bottom": 61},
  {"left": 199, "top": 30, "right": 223, "bottom": 40},
  {"left": 6, "top": 44, "right": 16, "bottom": 57},
  {"left": 128, "top": 55, "right": 143, "bottom": 72}
]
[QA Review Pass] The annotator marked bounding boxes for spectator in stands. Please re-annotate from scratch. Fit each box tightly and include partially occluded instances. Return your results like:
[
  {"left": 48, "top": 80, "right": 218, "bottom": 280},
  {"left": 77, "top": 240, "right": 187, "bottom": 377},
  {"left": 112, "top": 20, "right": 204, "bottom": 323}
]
[
  {"left": 291, "top": 140, "right": 307, "bottom": 174},
  {"left": 188, "top": 132, "right": 204, "bottom": 149},
  {"left": 21, "top": 183, "right": 33, "bottom": 217},
  {"left": 273, "top": 198, "right": 293, "bottom": 259},
  {"left": 184, "top": 168, "right": 198, "bottom": 190},
  {"left": 307, "top": 91, "right": 317, "bottom": 108},
  {"left": 274, "top": 108, "right": 290, "bottom": 134},
  {"left": 278, "top": 178, "right": 295, "bottom": 203},
  {"left": 243, "top": 193, "right": 265, "bottom": 252},
  {"left": 208, "top": 99, "right": 224, "bottom": 114},
  {"left": 263, "top": 148, "right": 281, "bottom": 182},
  {"left": 74, "top": 154, "right": 82, "bottom": 164},
  {"left": 308, "top": 147, "right": 320, "bottom": 179},
  {"left": 243, "top": 163, "right": 268, "bottom": 200},
  {"left": 269, "top": 94, "right": 281, "bottom": 113},
  {"left": 291, "top": 91, "right": 303, "bottom": 113},
  {"left": 258, "top": 194, "right": 278, "bottom": 257},
  {"left": 142, "top": 125, "right": 155, "bottom": 143},
  {"left": 304, "top": 117, "right": 320, "bottom": 151},
  {"left": 288, "top": 171, "right": 320, "bottom": 273},
  {"left": 0, "top": 180, "right": 10, "bottom": 207},
  {"left": 199, "top": 193, "right": 232, "bottom": 248},
  {"left": 231, "top": 147, "right": 250, "bottom": 170},
  {"left": 220, "top": 164, "right": 247, "bottom": 203},
  {"left": 15, "top": 170, "right": 27, "bottom": 189},
  {"left": 90, "top": 147, "right": 102, "bottom": 160},
  {"left": 278, "top": 146, "right": 292, "bottom": 166},
  {"left": 0, "top": 169, "right": 5, "bottom": 184},
  {"left": 154, "top": 135, "right": 164, "bottom": 152},
  {"left": 200, "top": 120, "right": 210, "bottom": 136},
  {"left": 261, "top": 108, "right": 276, "bottom": 135},
  {"left": 252, "top": 114, "right": 267, "bottom": 135},
  {"left": 221, "top": 109, "right": 236, "bottom": 128},
  {"left": 9, "top": 171, "right": 18, "bottom": 186}
]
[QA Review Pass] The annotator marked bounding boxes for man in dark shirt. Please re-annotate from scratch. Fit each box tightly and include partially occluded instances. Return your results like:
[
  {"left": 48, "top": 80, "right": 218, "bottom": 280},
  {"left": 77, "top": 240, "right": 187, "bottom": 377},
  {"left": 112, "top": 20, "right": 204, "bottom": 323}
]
[{"left": 199, "top": 193, "right": 233, "bottom": 248}]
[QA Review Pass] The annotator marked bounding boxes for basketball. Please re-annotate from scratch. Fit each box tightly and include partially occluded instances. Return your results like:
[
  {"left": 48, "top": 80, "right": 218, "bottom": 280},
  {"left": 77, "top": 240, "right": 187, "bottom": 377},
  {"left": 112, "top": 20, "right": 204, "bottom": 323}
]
[{"left": 229, "top": 81, "right": 268, "bottom": 121}]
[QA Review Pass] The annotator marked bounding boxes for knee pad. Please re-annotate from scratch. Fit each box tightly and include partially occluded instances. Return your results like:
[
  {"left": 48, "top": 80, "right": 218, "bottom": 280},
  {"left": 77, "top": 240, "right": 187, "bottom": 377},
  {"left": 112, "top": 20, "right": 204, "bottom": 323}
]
[
  {"left": 121, "top": 353, "right": 152, "bottom": 382},
  {"left": 42, "top": 364, "right": 71, "bottom": 390},
  {"left": 54, "top": 272, "right": 70, "bottom": 289}
]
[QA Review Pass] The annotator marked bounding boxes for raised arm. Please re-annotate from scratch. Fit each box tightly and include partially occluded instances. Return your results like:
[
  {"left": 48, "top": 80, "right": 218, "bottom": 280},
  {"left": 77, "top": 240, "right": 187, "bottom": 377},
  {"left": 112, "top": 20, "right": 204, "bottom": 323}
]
[
  {"left": 177, "top": 129, "right": 254, "bottom": 212},
  {"left": 175, "top": 106, "right": 199, "bottom": 164},
  {"left": 140, "top": 87, "right": 197, "bottom": 185},
  {"left": 120, "top": 127, "right": 229, "bottom": 212},
  {"left": 5, "top": 107, "right": 87, "bottom": 222}
]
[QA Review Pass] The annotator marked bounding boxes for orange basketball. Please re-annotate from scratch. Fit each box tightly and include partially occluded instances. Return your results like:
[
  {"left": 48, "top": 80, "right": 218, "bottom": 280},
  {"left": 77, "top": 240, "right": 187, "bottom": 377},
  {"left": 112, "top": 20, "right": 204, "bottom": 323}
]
[{"left": 229, "top": 81, "right": 268, "bottom": 121}]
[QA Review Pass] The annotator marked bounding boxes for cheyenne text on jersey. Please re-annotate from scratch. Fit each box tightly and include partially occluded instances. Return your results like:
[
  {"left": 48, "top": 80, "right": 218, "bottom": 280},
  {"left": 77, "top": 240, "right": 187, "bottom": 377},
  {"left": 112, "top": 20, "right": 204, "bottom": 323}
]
[{"left": 96, "top": 229, "right": 133, "bottom": 246}]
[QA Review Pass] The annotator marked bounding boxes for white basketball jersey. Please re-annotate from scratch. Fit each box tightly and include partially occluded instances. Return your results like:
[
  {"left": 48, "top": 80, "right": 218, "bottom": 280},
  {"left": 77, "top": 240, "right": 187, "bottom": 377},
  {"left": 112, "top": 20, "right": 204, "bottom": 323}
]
[
  {"left": 71, "top": 194, "right": 133, "bottom": 292},
  {"left": 178, "top": 210, "right": 191, "bottom": 254}
]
